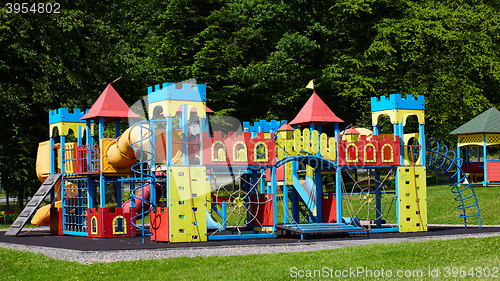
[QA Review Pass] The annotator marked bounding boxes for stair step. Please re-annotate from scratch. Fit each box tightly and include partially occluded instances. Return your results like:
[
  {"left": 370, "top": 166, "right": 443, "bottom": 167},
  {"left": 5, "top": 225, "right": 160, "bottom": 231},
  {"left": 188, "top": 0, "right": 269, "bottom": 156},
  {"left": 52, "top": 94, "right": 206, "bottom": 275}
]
[{"left": 5, "top": 174, "right": 62, "bottom": 236}]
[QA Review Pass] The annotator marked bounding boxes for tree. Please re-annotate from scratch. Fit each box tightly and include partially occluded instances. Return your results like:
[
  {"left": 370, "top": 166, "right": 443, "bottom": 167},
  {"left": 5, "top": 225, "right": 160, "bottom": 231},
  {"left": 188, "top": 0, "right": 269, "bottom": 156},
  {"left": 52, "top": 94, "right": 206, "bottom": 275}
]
[
  {"left": 0, "top": 0, "right": 153, "bottom": 209},
  {"left": 337, "top": 0, "right": 500, "bottom": 140}
]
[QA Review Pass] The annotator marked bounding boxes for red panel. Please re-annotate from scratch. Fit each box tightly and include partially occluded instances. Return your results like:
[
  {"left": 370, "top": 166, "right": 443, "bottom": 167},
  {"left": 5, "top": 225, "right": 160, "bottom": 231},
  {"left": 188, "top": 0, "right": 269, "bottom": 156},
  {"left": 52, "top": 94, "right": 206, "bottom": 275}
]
[
  {"left": 266, "top": 166, "right": 285, "bottom": 182},
  {"left": 365, "top": 145, "right": 375, "bottom": 161},
  {"left": 321, "top": 193, "right": 337, "bottom": 223},
  {"left": 348, "top": 145, "right": 357, "bottom": 160},
  {"left": 338, "top": 135, "right": 400, "bottom": 166},
  {"left": 250, "top": 194, "right": 274, "bottom": 226},
  {"left": 87, "top": 208, "right": 135, "bottom": 238},
  {"left": 202, "top": 131, "right": 276, "bottom": 166},
  {"left": 75, "top": 145, "right": 100, "bottom": 174},
  {"left": 487, "top": 161, "right": 500, "bottom": 182},
  {"left": 150, "top": 207, "right": 169, "bottom": 242},
  {"left": 382, "top": 145, "right": 392, "bottom": 161},
  {"left": 461, "top": 162, "right": 484, "bottom": 174}
]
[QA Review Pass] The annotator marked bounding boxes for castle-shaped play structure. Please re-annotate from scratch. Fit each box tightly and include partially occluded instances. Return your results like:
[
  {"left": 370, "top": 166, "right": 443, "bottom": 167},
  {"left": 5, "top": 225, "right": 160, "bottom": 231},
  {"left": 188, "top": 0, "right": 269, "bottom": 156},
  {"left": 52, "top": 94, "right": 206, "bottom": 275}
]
[{"left": 6, "top": 82, "right": 482, "bottom": 241}]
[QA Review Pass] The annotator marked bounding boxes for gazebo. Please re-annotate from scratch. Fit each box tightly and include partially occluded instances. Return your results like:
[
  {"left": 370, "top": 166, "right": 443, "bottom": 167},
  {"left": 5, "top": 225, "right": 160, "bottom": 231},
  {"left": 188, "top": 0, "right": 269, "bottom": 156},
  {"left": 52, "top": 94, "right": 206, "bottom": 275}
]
[{"left": 450, "top": 107, "right": 500, "bottom": 186}]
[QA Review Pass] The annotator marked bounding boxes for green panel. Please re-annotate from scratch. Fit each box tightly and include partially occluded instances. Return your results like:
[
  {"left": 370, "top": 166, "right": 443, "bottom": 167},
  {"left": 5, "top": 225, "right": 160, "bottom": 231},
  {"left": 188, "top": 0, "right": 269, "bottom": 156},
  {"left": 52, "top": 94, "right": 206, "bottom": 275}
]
[
  {"left": 169, "top": 166, "right": 209, "bottom": 242},
  {"left": 398, "top": 166, "right": 427, "bottom": 232}
]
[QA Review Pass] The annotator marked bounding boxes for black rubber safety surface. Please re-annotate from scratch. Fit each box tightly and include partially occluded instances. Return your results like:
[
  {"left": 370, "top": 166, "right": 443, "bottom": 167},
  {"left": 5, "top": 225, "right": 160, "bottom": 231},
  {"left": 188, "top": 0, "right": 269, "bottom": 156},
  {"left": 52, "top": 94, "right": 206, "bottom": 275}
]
[{"left": 0, "top": 226, "right": 498, "bottom": 252}]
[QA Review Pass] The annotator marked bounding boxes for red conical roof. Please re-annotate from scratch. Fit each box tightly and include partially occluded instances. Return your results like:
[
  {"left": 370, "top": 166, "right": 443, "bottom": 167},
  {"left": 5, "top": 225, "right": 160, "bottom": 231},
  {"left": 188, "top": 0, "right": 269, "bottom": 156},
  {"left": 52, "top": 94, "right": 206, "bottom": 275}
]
[
  {"left": 345, "top": 128, "right": 360, "bottom": 134},
  {"left": 289, "top": 92, "right": 343, "bottom": 125},
  {"left": 81, "top": 84, "right": 139, "bottom": 121},
  {"left": 278, "top": 124, "right": 294, "bottom": 131}
]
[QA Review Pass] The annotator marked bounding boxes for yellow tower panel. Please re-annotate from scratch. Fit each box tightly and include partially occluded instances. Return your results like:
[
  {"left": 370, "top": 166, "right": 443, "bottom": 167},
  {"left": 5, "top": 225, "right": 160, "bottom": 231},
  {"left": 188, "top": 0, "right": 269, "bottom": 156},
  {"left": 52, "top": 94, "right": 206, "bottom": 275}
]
[
  {"left": 276, "top": 137, "right": 285, "bottom": 159},
  {"left": 372, "top": 109, "right": 425, "bottom": 126},
  {"left": 36, "top": 141, "right": 51, "bottom": 181},
  {"left": 49, "top": 122, "right": 88, "bottom": 137},
  {"left": 398, "top": 166, "right": 427, "bottom": 232},
  {"left": 285, "top": 162, "right": 293, "bottom": 186},
  {"left": 100, "top": 138, "right": 133, "bottom": 174},
  {"left": 64, "top": 142, "right": 78, "bottom": 174},
  {"left": 169, "top": 166, "right": 209, "bottom": 243},
  {"left": 403, "top": 133, "right": 421, "bottom": 166},
  {"left": 311, "top": 130, "right": 319, "bottom": 154}
]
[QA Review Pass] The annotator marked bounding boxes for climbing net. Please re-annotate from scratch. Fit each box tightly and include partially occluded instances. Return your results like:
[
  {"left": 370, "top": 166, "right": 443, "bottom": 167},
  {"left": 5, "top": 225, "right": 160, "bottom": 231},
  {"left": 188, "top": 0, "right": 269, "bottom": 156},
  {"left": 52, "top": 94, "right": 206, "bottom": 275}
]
[
  {"left": 209, "top": 169, "right": 273, "bottom": 236},
  {"left": 341, "top": 168, "right": 397, "bottom": 229}
]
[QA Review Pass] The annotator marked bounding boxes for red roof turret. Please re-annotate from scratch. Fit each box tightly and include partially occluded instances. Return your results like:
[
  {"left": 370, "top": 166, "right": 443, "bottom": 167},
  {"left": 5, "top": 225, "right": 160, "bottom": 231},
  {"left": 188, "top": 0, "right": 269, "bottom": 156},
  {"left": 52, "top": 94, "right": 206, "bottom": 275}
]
[
  {"left": 289, "top": 92, "right": 343, "bottom": 126},
  {"left": 278, "top": 124, "right": 294, "bottom": 131},
  {"left": 81, "top": 84, "right": 139, "bottom": 121}
]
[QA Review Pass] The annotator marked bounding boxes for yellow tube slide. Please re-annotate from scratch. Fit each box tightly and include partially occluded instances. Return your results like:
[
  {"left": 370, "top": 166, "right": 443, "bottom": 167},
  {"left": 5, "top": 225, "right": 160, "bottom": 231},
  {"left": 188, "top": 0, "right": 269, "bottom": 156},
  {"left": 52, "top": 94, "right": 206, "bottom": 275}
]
[{"left": 106, "top": 124, "right": 152, "bottom": 170}]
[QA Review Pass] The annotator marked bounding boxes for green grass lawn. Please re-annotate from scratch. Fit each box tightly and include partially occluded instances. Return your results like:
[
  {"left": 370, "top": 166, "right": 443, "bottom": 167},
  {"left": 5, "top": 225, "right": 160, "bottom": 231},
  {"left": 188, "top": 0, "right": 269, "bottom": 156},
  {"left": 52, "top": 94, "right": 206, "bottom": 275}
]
[
  {"left": 1, "top": 181, "right": 500, "bottom": 280},
  {"left": 1, "top": 236, "right": 500, "bottom": 280},
  {"left": 427, "top": 183, "right": 500, "bottom": 225}
]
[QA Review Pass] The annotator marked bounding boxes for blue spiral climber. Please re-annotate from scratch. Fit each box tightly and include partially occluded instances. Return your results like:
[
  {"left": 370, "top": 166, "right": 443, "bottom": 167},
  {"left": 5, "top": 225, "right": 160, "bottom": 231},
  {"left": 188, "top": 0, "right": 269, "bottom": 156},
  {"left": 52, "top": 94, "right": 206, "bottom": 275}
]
[
  {"left": 130, "top": 121, "right": 156, "bottom": 241},
  {"left": 425, "top": 139, "right": 481, "bottom": 227}
]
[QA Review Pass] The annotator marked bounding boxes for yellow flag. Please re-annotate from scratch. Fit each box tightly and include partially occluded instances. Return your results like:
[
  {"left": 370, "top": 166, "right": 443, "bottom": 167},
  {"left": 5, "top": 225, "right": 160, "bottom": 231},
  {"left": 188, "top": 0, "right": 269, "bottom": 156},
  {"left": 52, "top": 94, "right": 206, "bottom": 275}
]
[{"left": 306, "top": 80, "right": 314, "bottom": 89}]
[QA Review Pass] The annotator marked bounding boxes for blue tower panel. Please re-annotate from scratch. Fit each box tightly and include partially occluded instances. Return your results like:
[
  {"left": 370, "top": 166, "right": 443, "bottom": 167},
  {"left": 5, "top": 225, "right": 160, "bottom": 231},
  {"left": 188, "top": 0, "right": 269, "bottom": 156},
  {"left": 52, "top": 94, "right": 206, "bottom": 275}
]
[
  {"left": 148, "top": 83, "right": 206, "bottom": 103},
  {"left": 49, "top": 108, "right": 88, "bottom": 124},
  {"left": 243, "top": 120, "right": 287, "bottom": 133},
  {"left": 371, "top": 94, "right": 425, "bottom": 111}
]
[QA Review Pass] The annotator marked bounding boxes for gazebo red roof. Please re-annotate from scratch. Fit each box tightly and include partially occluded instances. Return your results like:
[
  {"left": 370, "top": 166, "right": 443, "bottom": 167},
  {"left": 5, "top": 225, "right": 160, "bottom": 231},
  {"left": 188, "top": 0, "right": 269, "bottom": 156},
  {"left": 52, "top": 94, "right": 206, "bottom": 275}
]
[
  {"left": 289, "top": 92, "right": 343, "bottom": 126},
  {"left": 81, "top": 84, "right": 139, "bottom": 121}
]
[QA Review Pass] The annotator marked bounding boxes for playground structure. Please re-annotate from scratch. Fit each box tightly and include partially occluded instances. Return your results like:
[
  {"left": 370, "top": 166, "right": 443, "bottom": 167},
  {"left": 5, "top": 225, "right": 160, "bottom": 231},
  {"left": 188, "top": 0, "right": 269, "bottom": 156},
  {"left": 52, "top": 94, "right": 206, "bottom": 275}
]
[{"left": 7, "top": 82, "right": 482, "bottom": 241}]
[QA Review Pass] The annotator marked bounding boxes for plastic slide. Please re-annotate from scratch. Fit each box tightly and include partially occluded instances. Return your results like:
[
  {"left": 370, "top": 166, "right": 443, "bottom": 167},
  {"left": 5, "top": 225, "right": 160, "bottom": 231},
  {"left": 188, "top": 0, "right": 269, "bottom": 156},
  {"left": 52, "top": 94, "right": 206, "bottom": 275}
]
[
  {"left": 30, "top": 201, "right": 61, "bottom": 226},
  {"left": 123, "top": 184, "right": 151, "bottom": 215},
  {"left": 106, "top": 124, "right": 152, "bottom": 170},
  {"left": 206, "top": 209, "right": 221, "bottom": 229},
  {"left": 30, "top": 180, "right": 81, "bottom": 226},
  {"left": 292, "top": 173, "right": 317, "bottom": 216},
  {"left": 32, "top": 124, "right": 192, "bottom": 226}
]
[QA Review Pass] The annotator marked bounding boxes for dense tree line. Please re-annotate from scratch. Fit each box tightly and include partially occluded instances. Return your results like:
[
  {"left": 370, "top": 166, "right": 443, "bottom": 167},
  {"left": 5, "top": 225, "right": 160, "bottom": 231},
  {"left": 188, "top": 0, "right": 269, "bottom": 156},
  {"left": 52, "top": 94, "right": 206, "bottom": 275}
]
[{"left": 1, "top": 0, "right": 499, "bottom": 209}]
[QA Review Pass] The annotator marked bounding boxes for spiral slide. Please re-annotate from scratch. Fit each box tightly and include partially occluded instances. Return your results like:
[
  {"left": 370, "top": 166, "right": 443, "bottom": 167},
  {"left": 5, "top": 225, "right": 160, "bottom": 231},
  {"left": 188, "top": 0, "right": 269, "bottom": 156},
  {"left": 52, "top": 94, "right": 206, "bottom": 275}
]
[{"left": 425, "top": 139, "right": 481, "bottom": 227}]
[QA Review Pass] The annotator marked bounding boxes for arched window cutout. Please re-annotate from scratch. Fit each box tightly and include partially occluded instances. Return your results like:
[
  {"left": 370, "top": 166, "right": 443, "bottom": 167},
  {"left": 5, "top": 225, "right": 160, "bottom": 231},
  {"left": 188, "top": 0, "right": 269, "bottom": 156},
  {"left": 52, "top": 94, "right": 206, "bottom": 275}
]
[
  {"left": 112, "top": 216, "right": 127, "bottom": 235},
  {"left": 346, "top": 143, "right": 358, "bottom": 163},
  {"left": 382, "top": 144, "right": 394, "bottom": 162},
  {"left": 233, "top": 141, "right": 247, "bottom": 162},
  {"left": 91, "top": 216, "right": 98, "bottom": 235},
  {"left": 254, "top": 142, "right": 268, "bottom": 162},
  {"left": 152, "top": 105, "right": 164, "bottom": 120},
  {"left": 364, "top": 144, "right": 376, "bottom": 163},
  {"left": 211, "top": 141, "right": 226, "bottom": 162},
  {"left": 52, "top": 126, "right": 60, "bottom": 139}
]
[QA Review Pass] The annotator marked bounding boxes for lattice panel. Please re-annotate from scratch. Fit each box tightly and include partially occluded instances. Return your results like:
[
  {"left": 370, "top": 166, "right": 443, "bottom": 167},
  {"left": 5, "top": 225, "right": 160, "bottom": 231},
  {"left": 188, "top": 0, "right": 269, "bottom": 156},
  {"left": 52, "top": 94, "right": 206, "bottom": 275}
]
[
  {"left": 486, "top": 134, "right": 500, "bottom": 145},
  {"left": 458, "top": 134, "right": 483, "bottom": 146}
]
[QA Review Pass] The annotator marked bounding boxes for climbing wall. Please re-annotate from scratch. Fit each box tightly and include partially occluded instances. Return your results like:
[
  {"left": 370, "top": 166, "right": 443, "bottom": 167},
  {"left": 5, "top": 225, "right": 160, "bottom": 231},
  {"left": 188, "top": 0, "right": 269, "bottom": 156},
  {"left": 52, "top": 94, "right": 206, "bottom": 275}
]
[
  {"left": 397, "top": 166, "right": 427, "bottom": 232},
  {"left": 169, "top": 166, "right": 210, "bottom": 242}
]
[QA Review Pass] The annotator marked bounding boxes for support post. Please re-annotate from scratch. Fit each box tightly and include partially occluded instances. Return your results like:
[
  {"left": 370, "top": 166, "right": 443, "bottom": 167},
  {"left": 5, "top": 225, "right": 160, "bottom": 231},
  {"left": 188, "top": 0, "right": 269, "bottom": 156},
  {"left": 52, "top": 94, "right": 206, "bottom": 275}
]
[
  {"left": 334, "top": 123, "right": 342, "bottom": 224},
  {"left": 483, "top": 133, "right": 488, "bottom": 186},
  {"left": 99, "top": 117, "right": 105, "bottom": 208},
  {"left": 375, "top": 170, "right": 381, "bottom": 228}
]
